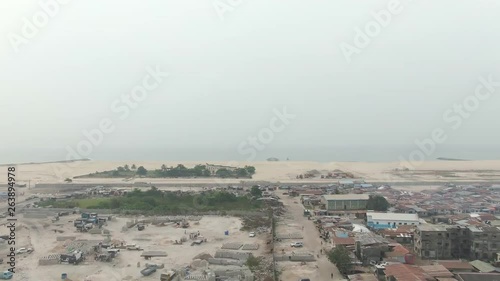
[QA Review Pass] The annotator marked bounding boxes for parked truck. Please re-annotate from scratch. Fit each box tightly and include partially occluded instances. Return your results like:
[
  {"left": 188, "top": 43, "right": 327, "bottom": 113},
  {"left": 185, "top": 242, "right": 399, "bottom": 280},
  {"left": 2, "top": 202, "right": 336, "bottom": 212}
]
[
  {"left": 0, "top": 271, "right": 13, "bottom": 279},
  {"left": 126, "top": 244, "right": 143, "bottom": 251},
  {"left": 160, "top": 271, "right": 177, "bottom": 281},
  {"left": 60, "top": 250, "right": 84, "bottom": 265},
  {"left": 140, "top": 267, "right": 156, "bottom": 276}
]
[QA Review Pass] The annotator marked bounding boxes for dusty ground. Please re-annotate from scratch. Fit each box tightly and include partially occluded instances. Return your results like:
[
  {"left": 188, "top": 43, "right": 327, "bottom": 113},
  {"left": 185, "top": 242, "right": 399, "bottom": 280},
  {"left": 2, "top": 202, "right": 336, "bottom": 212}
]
[
  {"left": 4, "top": 160, "right": 500, "bottom": 185},
  {"left": 275, "top": 195, "right": 343, "bottom": 281},
  {"left": 0, "top": 215, "right": 267, "bottom": 281}
]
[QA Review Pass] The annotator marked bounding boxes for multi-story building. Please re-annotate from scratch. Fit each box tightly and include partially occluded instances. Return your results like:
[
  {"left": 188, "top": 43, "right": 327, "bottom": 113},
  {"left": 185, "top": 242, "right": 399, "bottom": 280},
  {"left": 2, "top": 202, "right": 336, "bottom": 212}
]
[
  {"left": 414, "top": 224, "right": 500, "bottom": 261},
  {"left": 448, "top": 226, "right": 472, "bottom": 259},
  {"left": 414, "top": 224, "right": 451, "bottom": 259},
  {"left": 469, "top": 226, "right": 500, "bottom": 260}
]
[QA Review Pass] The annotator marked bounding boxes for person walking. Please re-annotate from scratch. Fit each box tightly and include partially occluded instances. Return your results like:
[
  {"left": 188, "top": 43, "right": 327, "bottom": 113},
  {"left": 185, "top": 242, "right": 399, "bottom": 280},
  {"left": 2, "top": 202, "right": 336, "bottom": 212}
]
[{"left": 331, "top": 273, "right": 334, "bottom": 279}]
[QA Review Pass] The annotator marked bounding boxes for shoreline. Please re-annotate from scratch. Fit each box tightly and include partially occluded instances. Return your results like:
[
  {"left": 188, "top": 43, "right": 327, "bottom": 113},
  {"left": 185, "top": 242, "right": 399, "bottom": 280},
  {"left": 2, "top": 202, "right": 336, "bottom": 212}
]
[{"left": 3, "top": 159, "right": 500, "bottom": 186}]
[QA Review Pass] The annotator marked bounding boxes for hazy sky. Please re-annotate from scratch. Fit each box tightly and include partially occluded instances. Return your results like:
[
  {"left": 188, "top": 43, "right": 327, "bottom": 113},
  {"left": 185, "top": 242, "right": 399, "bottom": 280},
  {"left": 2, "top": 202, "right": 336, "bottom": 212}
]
[{"left": 1, "top": 0, "right": 500, "bottom": 161}]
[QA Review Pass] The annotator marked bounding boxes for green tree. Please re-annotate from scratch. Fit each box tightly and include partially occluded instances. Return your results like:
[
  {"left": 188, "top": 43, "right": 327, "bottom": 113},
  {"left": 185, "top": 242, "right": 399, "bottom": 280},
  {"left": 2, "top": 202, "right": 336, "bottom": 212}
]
[
  {"left": 250, "top": 186, "right": 262, "bottom": 198},
  {"left": 64, "top": 178, "right": 72, "bottom": 183},
  {"left": 366, "top": 195, "right": 390, "bottom": 211},
  {"left": 136, "top": 166, "right": 148, "bottom": 176},
  {"left": 245, "top": 166, "right": 256, "bottom": 175},
  {"left": 327, "top": 246, "right": 353, "bottom": 275},
  {"left": 216, "top": 169, "right": 232, "bottom": 178},
  {"left": 246, "top": 255, "right": 260, "bottom": 271},
  {"left": 131, "top": 164, "right": 137, "bottom": 170},
  {"left": 124, "top": 164, "right": 130, "bottom": 171},
  {"left": 117, "top": 166, "right": 125, "bottom": 172},
  {"left": 235, "top": 168, "right": 249, "bottom": 177}
]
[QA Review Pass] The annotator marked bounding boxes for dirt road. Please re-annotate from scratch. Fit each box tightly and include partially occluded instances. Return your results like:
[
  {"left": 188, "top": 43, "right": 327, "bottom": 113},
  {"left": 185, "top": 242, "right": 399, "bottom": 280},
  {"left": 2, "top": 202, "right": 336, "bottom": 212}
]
[{"left": 278, "top": 195, "right": 344, "bottom": 281}]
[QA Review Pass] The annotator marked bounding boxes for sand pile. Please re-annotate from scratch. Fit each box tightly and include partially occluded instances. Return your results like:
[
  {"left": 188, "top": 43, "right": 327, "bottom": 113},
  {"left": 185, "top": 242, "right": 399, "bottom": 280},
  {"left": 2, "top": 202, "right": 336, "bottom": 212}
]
[
  {"left": 193, "top": 252, "right": 213, "bottom": 261},
  {"left": 190, "top": 259, "right": 209, "bottom": 268}
]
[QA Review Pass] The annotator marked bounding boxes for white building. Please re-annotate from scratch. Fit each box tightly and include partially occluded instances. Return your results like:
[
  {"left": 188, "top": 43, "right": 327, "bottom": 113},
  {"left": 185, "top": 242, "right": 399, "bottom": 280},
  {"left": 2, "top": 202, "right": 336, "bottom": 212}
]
[{"left": 366, "top": 212, "right": 420, "bottom": 229}]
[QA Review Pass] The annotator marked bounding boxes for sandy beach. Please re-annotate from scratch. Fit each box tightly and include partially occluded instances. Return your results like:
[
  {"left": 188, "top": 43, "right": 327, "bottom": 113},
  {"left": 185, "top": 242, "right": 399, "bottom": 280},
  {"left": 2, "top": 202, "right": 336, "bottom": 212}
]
[{"left": 4, "top": 160, "right": 500, "bottom": 186}]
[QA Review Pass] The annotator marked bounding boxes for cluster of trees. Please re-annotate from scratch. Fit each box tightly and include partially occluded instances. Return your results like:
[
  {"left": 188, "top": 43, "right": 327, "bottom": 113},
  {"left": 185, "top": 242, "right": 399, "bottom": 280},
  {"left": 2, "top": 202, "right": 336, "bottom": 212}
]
[
  {"left": 77, "top": 164, "right": 256, "bottom": 179},
  {"left": 115, "top": 164, "right": 147, "bottom": 176},
  {"left": 366, "top": 195, "right": 390, "bottom": 211},
  {"left": 327, "top": 246, "right": 353, "bottom": 275},
  {"left": 250, "top": 186, "right": 263, "bottom": 197},
  {"left": 42, "top": 187, "right": 262, "bottom": 214},
  {"left": 152, "top": 164, "right": 255, "bottom": 178}
]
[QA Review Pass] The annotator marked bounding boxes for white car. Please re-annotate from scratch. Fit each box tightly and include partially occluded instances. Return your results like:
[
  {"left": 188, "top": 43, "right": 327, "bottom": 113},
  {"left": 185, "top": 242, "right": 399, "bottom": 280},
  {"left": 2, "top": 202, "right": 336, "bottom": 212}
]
[
  {"left": 249, "top": 232, "right": 256, "bottom": 237},
  {"left": 16, "top": 248, "right": 33, "bottom": 254},
  {"left": 290, "top": 242, "right": 303, "bottom": 247}
]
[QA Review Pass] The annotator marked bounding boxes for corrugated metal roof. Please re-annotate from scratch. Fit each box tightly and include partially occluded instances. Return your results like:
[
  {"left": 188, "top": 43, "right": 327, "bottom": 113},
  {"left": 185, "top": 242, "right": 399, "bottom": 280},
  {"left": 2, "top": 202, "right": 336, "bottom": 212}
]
[
  {"left": 332, "top": 237, "right": 355, "bottom": 245},
  {"left": 438, "top": 260, "right": 475, "bottom": 270},
  {"left": 347, "top": 273, "right": 378, "bottom": 281},
  {"left": 417, "top": 224, "right": 449, "bottom": 232},
  {"left": 384, "top": 264, "right": 430, "bottom": 281},
  {"left": 470, "top": 260, "right": 497, "bottom": 273},
  {"left": 367, "top": 212, "right": 419, "bottom": 222},
  {"left": 322, "top": 194, "right": 370, "bottom": 201},
  {"left": 420, "top": 265, "right": 454, "bottom": 278}
]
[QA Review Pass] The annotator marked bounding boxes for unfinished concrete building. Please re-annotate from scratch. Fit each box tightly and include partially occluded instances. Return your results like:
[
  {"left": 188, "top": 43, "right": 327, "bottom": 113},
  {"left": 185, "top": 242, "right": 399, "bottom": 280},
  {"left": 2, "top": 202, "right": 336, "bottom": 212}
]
[
  {"left": 469, "top": 226, "right": 500, "bottom": 260},
  {"left": 448, "top": 226, "right": 472, "bottom": 259},
  {"left": 415, "top": 224, "right": 500, "bottom": 261},
  {"left": 414, "top": 224, "right": 452, "bottom": 259}
]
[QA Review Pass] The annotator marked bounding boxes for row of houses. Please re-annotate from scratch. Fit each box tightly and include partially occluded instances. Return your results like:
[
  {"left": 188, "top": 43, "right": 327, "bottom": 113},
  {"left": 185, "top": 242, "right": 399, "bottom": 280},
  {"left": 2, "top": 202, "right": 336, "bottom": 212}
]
[{"left": 314, "top": 210, "right": 500, "bottom": 281}]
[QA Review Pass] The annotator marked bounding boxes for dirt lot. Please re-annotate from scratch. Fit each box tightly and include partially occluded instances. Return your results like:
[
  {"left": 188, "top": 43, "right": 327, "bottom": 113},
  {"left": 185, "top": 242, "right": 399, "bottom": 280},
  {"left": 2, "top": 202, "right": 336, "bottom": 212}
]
[{"left": 0, "top": 214, "right": 267, "bottom": 281}]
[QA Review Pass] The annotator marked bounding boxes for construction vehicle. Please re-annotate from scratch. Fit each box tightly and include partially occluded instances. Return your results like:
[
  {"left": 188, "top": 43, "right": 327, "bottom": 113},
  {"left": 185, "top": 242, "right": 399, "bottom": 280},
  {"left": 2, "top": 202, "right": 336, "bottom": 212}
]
[
  {"left": 160, "top": 271, "right": 177, "bottom": 281},
  {"left": 175, "top": 220, "right": 189, "bottom": 228},
  {"left": 81, "top": 213, "right": 98, "bottom": 224},
  {"left": 106, "top": 249, "right": 120, "bottom": 257},
  {"left": 60, "top": 250, "right": 84, "bottom": 265},
  {"left": 126, "top": 244, "right": 143, "bottom": 251},
  {"left": 76, "top": 223, "right": 93, "bottom": 232},
  {"left": 0, "top": 271, "right": 13, "bottom": 279},
  {"left": 140, "top": 266, "right": 157, "bottom": 276},
  {"left": 95, "top": 253, "right": 112, "bottom": 262},
  {"left": 73, "top": 219, "right": 83, "bottom": 227},
  {"left": 303, "top": 209, "right": 311, "bottom": 216}
]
